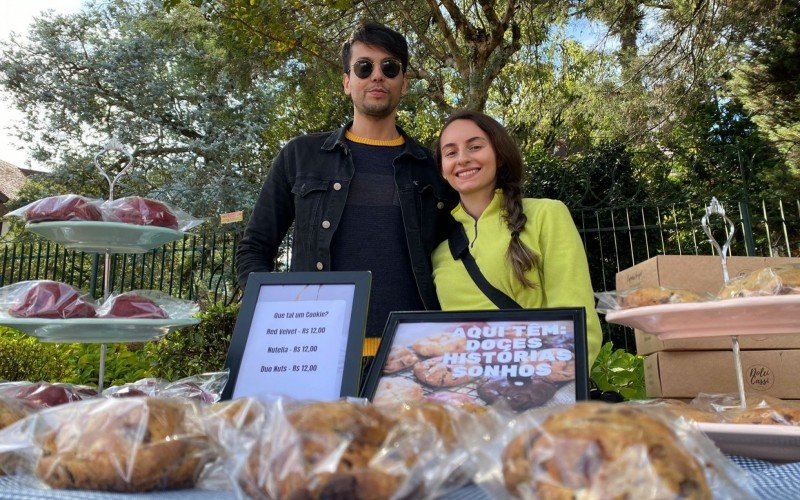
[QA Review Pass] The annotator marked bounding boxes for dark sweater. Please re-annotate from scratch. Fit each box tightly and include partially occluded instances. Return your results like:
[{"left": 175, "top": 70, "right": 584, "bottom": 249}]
[{"left": 330, "top": 139, "right": 424, "bottom": 337}]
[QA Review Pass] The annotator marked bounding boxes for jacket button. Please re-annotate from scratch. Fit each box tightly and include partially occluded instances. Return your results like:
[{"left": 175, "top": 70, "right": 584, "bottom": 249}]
[
  {"left": 316, "top": 262, "right": 324, "bottom": 270},
  {"left": 322, "top": 220, "right": 331, "bottom": 229},
  {"left": 333, "top": 182, "right": 342, "bottom": 191},
  {"left": 437, "top": 202, "right": 444, "bottom": 209}
]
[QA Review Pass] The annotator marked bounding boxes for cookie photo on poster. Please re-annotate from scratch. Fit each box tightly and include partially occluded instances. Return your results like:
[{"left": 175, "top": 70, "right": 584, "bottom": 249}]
[{"left": 361, "top": 309, "right": 589, "bottom": 413}]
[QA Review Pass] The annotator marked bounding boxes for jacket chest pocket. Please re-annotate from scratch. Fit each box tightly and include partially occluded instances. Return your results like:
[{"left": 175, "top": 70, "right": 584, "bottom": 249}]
[{"left": 291, "top": 178, "right": 330, "bottom": 231}]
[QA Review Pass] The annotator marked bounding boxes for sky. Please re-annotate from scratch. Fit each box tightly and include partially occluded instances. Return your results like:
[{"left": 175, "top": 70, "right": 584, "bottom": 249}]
[{"left": 0, "top": 0, "right": 84, "bottom": 170}]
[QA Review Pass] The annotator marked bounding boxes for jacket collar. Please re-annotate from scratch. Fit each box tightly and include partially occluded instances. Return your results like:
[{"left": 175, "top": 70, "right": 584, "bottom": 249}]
[
  {"left": 452, "top": 189, "right": 504, "bottom": 225},
  {"left": 321, "top": 121, "right": 428, "bottom": 160}
]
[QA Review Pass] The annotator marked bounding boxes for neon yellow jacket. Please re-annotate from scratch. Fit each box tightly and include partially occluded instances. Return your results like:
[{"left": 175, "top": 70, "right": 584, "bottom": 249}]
[{"left": 432, "top": 191, "right": 602, "bottom": 365}]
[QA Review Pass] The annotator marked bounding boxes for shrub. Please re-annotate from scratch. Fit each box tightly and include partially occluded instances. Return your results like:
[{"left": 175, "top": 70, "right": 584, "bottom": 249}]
[
  {"left": 61, "top": 343, "right": 154, "bottom": 388},
  {"left": 145, "top": 302, "right": 237, "bottom": 380},
  {"left": 0, "top": 327, "right": 74, "bottom": 382}
]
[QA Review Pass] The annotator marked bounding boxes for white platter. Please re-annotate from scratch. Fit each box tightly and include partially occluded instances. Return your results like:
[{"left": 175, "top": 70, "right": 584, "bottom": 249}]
[
  {"left": 697, "top": 422, "right": 800, "bottom": 462},
  {"left": 25, "top": 221, "right": 185, "bottom": 254},
  {"left": 0, "top": 317, "right": 199, "bottom": 343},
  {"left": 605, "top": 295, "right": 800, "bottom": 339}
]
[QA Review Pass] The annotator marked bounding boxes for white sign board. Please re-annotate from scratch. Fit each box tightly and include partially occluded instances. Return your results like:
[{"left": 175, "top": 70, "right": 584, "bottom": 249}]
[{"left": 223, "top": 272, "right": 370, "bottom": 401}]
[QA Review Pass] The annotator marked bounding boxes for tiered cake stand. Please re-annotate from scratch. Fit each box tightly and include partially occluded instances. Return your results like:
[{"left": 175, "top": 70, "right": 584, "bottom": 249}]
[
  {"left": 0, "top": 140, "right": 199, "bottom": 390},
  {"left": 606, "top": 198, "right": 800, "bottom": 409}
]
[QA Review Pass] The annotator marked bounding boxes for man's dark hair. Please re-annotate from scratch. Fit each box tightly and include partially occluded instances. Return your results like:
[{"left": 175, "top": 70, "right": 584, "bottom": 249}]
[{"left": 341, "top": 22, "right": 409, "bottom": 74}]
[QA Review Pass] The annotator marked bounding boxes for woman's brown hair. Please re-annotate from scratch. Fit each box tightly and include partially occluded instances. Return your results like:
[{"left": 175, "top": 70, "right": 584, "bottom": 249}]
[{"left": 433, "top": 110, "right": 539, "bottom": 288}]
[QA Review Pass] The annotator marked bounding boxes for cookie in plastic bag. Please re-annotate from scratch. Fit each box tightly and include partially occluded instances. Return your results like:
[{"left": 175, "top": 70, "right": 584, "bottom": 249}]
[
  {"left": 718, "top": 264, "right": 800, "bottom": 298},
  {"left": 474, "top": 402, "right": 753, "bottom": 499},
  {"left": 235, "top": 399, "right": 455, "bottom": 499},
  {"left": 10, "top": 194, "right": 103, "bottom": 223},
  {"left": 35, "top": 398, "right": 213, "bottom": 492},
  {"left": 2, "top": 281, "right": 97, "bottom": 319}
]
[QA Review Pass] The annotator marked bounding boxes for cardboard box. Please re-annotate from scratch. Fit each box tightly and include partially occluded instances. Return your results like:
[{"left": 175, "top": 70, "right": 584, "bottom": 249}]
[
  {"left": 614, "top": 256, "right": 800, "bottom": 354},
  {"left": 645, "top": 350, "right": 800, "bottom": 399},
  {"left": 615, "top": 255, "right": 799, "bottom": 295},
  {"left": 634, "top": 331, "right": 800, "bottom": 355}
]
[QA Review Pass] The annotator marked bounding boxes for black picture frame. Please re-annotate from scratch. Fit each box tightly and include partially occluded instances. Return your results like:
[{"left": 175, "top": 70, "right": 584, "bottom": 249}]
[
  {"left": 221, "top": 271, "right": 371, "bottom": 401},
  {"left": 361, "top": 308, "right": 588, "bottom": 412}
]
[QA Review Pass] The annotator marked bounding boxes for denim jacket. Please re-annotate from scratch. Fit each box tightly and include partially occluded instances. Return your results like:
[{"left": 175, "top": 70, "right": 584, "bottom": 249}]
[{"left": 236, "top": 122, "right": 458, "bottom": 309}]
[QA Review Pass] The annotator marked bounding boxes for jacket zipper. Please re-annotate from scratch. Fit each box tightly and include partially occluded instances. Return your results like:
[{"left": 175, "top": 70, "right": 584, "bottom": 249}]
[{"left": 470, "top": 219, "right": 478, "bottom": 248}]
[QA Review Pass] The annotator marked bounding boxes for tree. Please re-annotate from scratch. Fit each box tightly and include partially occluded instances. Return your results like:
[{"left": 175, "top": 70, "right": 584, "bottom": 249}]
[
  {"left": 3, "top": 0, "right": 798, "bottom": 216},
  {"left": 166, "top": 0, "right": 569, "bottom": 112},
  {"left": 662, "top": 96, "right": 794, "bottom": 203},
  {"left": 0, "top": 1, "right": 289, "bottom": 216},
  {"left": 166, "top": 1, "right": 789, "bottom": 152},
  {"left": 730, "top": 0, "right": 800, "bottom": 173}
]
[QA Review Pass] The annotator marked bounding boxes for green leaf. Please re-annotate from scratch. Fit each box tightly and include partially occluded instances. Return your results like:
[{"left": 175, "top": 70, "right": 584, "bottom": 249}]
[{"left": 590, "top": 341, "right": 645, "bottom": 400}]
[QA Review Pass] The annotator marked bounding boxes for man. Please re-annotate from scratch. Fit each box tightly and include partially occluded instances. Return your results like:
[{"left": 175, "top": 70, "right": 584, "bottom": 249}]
[{"left": 236, "top": 22, "right": 457, "bottom": 348}]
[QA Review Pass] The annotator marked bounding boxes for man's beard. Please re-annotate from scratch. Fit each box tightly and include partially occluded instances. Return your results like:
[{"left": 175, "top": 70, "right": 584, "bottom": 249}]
[{"left": 355, "top": 95, "right": 397, "bottom": 119}]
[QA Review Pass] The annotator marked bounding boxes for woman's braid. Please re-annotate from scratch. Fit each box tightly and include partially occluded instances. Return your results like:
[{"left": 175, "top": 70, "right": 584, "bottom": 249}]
[{"left": 503, "top": 184, "right": 538, "bottom": 288}]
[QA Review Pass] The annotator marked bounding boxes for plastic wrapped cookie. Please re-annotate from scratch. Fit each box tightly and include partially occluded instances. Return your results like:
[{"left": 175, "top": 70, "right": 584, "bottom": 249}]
[
  {"left": 8, "top": 194, "right": 103, "bottom": 223},
  {"left": 0, "top": 397, "right": 33, "bottom": 475},
  {"left": 626, "top": 399, "right": 723, "bottom": 424},
  {"left": 102, "top": 196, "right": 179, "bottom": 229},
  {"left": 617, "top": 287, "right": 709, "bottom": 309},
  {"left": 0, "top": 381, "right": 97, "bottom": 409},
  {"left": 100, "top": 196, "right": 205, "bottom": 232},
  {"left": 474, "top": 402, "right": 752, "bottom": 499},
  {"left": 718, "top": 264, "right": 800, "bottom": 299},
  {"left": 34, "top": 398, "right": 213, "bottom": 492},
  {"left": 2, "top": 281, "right": 97, "bottom": 319},
  {"left": 235, "top": 399, "right": 444, "bottom": 499}
]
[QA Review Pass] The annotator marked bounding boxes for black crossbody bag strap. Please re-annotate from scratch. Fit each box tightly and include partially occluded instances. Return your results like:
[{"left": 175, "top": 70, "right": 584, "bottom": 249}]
[{"left": 448, "top": 226, "right": 523, "bottom": 309}]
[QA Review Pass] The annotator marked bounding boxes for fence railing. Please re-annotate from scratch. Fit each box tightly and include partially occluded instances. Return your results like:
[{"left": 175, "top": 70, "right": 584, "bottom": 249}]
[
  {"left": 577, "top": 198, "right": 799, "bottom": 293},
  {"left": 2, "top": 198, "right": 797, "bottom": 352},
  {"left": 0, "top": 228, "right": 248, "bottom": 306}
]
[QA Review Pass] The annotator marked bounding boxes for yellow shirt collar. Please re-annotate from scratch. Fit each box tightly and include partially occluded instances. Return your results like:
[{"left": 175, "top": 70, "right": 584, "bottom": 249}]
[
  {"left": 344, "top": 129, "right": 405, "bottom": 147},
  {"left": 452, "top": 189, "right": 504, "bottom": 224}
]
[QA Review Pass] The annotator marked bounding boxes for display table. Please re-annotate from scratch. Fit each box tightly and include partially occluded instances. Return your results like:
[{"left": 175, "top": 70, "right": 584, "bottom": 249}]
[{"left": 0, "top": 456, "right": 797, "bottom": 499}]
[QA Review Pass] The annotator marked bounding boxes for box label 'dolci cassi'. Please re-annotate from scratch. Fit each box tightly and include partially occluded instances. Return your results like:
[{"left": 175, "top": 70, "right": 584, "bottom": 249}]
[{"left": 645, "top": 350, "right": 800, "bottom": 399}]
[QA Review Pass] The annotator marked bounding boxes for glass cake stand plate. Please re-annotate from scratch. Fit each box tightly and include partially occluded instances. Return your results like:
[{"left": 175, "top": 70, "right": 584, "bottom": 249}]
[
  {"left": 25, "top": 221, "right": 185, "bottom": 254},
  {"left": 696, "top": 422, "right": 800, "bottom": 462},
  {"left": 0, "top": 317, "right": 199, "bottom": 343},
  {"left": 605, "top": 295, "right": 800, "bottom": 339}
]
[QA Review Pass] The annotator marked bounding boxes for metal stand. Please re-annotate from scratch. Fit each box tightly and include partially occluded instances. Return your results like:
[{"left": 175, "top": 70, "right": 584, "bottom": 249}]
[
  {"left": 701, "top": 198, "right": 746, "bottom": 409},
  {"left": 92, "top": 140, "right": 135, "bottom": 392},
  {"left": 98, "top": 254, "right": 111, "bottom": 391},
  {"left": 731, "top": 336, "right": 746, "bottom": 408}
]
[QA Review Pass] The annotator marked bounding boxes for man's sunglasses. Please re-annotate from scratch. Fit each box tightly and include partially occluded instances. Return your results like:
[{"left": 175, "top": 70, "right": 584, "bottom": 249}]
[{"left": 350, "top": 58, "right": 403, "bottom": 79}]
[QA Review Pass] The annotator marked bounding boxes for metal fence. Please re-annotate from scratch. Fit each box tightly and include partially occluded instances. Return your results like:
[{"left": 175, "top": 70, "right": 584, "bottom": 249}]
[
  {"left": 2, "top": 197, "right": 797, "bottom": 352},
  {"left": 0, "top": 227, "right": 247, "bottom": 306}
]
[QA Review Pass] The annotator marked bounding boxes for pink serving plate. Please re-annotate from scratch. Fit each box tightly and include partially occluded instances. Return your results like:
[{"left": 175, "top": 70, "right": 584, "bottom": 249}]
[{"left": 605, "top": 295, "right": 800, "bottom": 339}]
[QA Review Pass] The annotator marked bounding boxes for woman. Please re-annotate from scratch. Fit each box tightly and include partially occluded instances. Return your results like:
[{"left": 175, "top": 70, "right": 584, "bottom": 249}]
[{"left": 431, "top": 110, "right": 601, "bottom": 365}]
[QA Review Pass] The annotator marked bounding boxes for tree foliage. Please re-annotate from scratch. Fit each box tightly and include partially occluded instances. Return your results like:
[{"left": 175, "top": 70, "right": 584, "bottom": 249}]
[
  {"left": 1, "top": 0, "right": 797, "bottom": 213},
  {"left": 1, "top": 1, "right": 283, "bottom": 215},
  {"left": 730, "top": 0, "right": 800, "bottom": 173}
]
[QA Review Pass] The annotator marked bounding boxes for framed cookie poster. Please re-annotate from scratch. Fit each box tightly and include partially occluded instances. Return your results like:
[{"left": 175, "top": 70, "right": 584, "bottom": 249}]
[
  {"left": 222, "top": 271, "right": 371, "bottom": 402},
  {"left": 361, "top": 309, "right": 589, "bottom": 412}
]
